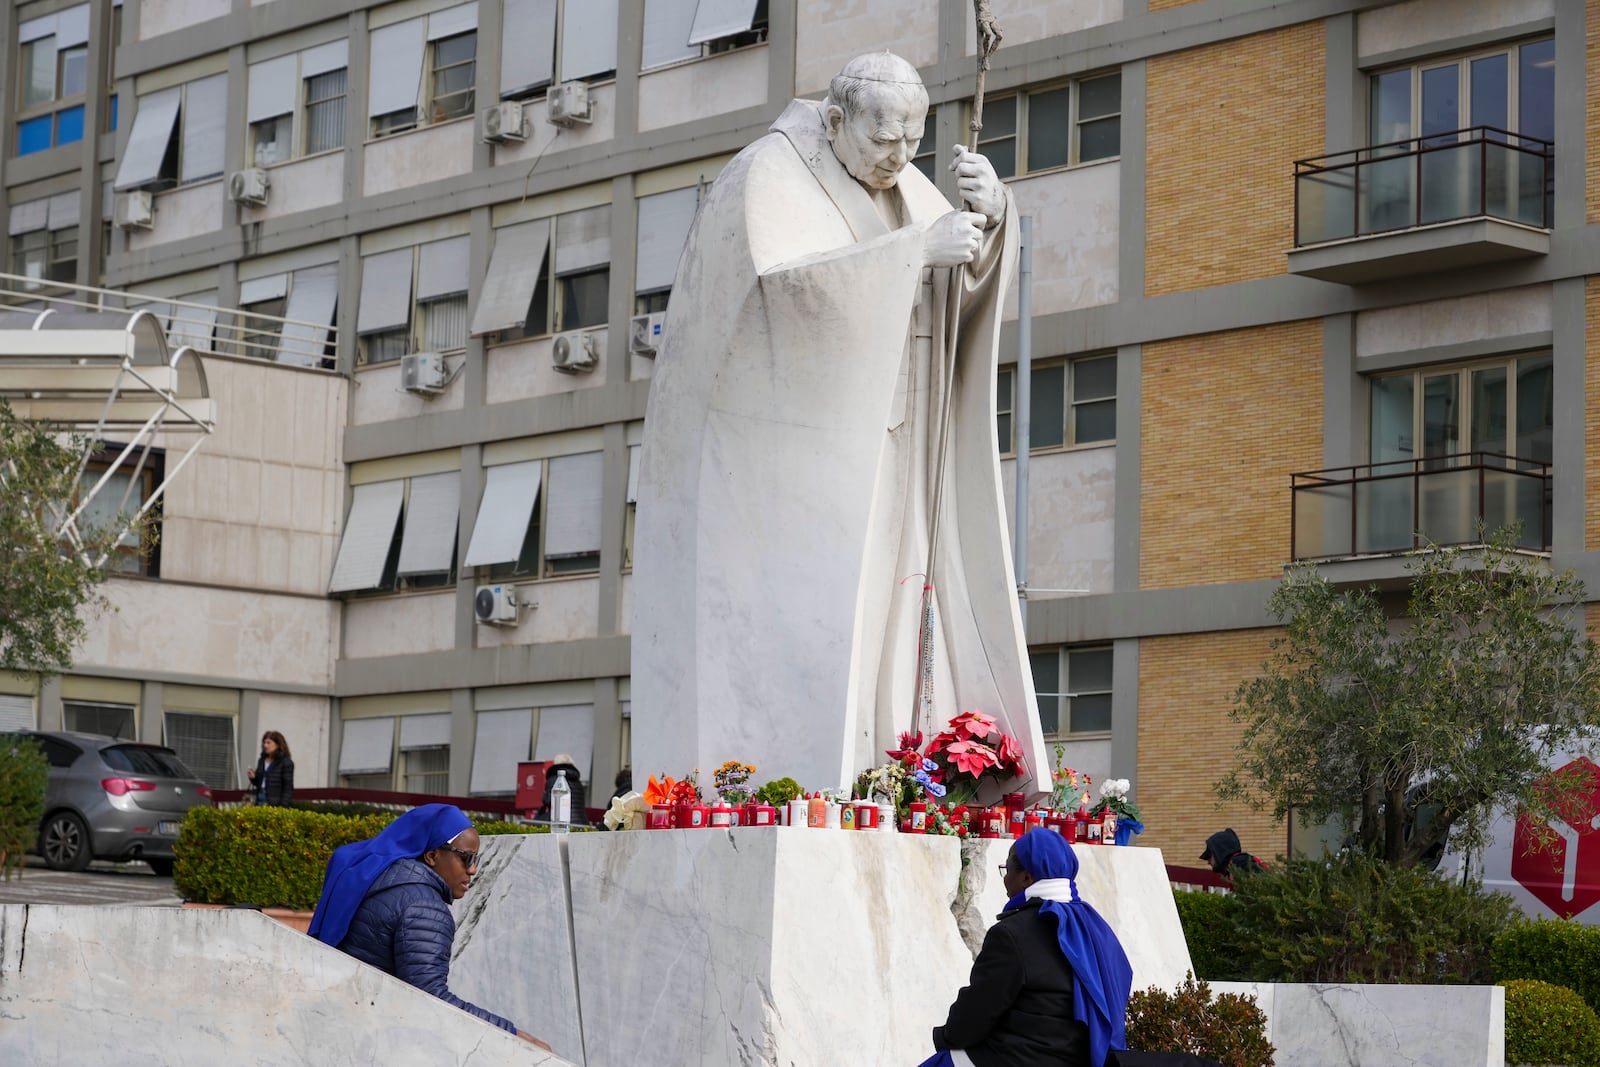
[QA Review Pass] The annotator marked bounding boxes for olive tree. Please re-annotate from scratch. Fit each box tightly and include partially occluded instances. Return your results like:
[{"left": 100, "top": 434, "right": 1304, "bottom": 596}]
[{"left": 1219, "top": 529, "right": 1600, "bottom": 866}]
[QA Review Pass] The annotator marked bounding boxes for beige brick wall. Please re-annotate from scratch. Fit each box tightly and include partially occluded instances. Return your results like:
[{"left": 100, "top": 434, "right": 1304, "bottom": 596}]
[
  {"left": 1589, "top": 278, "right": 1600, "bottom": 549},
  {"left": 1146, "top": 22, "right": 1325, "bottom": 296},
  {"left": 1140, "top": 320, "right": 1324, "bottom": 589},
  {"left": 1589, "top": 3, "right": 1600, "bottom": 223},
  {"left": 1137, "top": 629, "right": 1286, "bottom": 863}
]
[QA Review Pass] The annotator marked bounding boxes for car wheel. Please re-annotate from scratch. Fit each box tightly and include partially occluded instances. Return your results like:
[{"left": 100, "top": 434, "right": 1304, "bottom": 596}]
[
  {"left": 145, "top": 858, "right": 174, "bottom": 878},
  {"left": 41, "top": 811, "right": 93, "bottom": 872}
]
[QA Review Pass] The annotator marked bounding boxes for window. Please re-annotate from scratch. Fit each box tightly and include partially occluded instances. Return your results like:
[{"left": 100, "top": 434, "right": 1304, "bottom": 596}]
[
  {"left": 398, "top": 713, "right": 452, "bottom": 794},
  {"left": 105, "top": 2, "right": 123, "bottom": 133},
  {"left": 357, "top": 235, "right": 469, "bottom": 363},
  {"left": 247, "top": 41, "right": 349, "bottom": 166},
  {"left": 472, "top": 208, "right": 610, "bottom": 342},
  {"left": 63, "top": 700, "right": 136, "bottom": 739},
  {"left": 339, "top": 717, "right": 396, "bottom": 789},
  {"left": 996, "top": 354, "right": 1116, "bottom": 454},
  {"left": 429, "top": 32, "right": 476, "bottom": 122},
  {"left": 623, "top": 443, "right": 640, "bottom": 569},
  {"left": 327, "top": 472, "right": 462, "bottom": 595},
  {"left": 79, "top": 449, "right": 162, "bottom": 576},
  {"left": 8, "top": 193, "right": 82, "bottom": 289},
  {"left": 979, "top": 73, "right": 1122, "bottom": 180},
  {"left": 1030, "top": 646, "right": 1112, "bottom": 737},
  {"left": 465, "top": 453, "right": 604, "bottom": 581},
  {"left": 14, "top": 4, "right": 91, "bottom": 157},
  {"left": 1367, "top": 39, "right": 1555, "bottom": 232},
  {"left": 368, "top": 5, "right": 478, "bottom": 139},
  {"left": 634, "top": 187, "right": 697, "bottom": 308},
  {"left": 469, "top": 709, "right": 532, "bottom": 796},
  {"left": 641, "top": 0, "right": 765, "bottom": 70},
  {"left": 237, "top": 273, "right": 288, "bottom": 358},
  {"left": 112, "top": 74, "right": 228, "bottom": 193},
  {"left": 163, "top": 711, "right": 236, "bottom": 789},
  {"left": 911, "top": 109, "right": 938, "bottom": 181}
]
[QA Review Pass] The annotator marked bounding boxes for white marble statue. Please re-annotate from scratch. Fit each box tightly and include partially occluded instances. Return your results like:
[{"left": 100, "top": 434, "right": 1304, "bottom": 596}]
[{"left": 634, "top": 52, "right": 1047, "bottom": 796}]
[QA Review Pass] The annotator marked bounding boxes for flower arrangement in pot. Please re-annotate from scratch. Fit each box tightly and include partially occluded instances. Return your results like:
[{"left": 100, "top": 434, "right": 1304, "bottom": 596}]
[
  {"left": 921, "top": 709, "right": 1027, "bottom": 808},
  {"left": 1091, "top": 777, "right": 1144, "bottom": 845},
  {"left": 712, "top": 760, "right": 757, "bottom": 806}
]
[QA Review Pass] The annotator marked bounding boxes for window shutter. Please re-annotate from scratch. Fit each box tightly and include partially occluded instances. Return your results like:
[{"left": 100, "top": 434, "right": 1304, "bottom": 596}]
[
  {"left": 469, "top": 709, "right": 532, "bottom": 794},
  {"left": 113, "top": 89, "right": 181, "bottom": 190},
  {"left": 543, "top": 452, "right": 603, "bottom": 558},
  {"left": 463, "top": 460, "right": 542, "bottom": 566},
  {"left": 328, "top": 480, "right": 405, "bottom": 593},
  {"left": 0, "top": 695, "right": 34, "bottom": 732},
  {"left": 553, "top": 206, "right": 611, "bottom": 276},
  {"left": 427, "top": 1, "right": 478, "bottom": 40},
  {"left": 634, "top": 187, "right": 698, "bottom": 294},
  {"left": 626, "top": 444, "right": 641, "bottom": 504},
  {"left": 417, "top": 235, "right": 471, "bottom": 301},
  {"left": 238, "top": 273, "right": 289, "bottom": 305},
  {"left": 560, "top": 0, "right": 618, "bottom": 82},
  {"left": 279, "top": 264, "right": 339, "bottom": 364},
  {"left": 47, "top": 192, "right": 80, "bottom": 231},
  {"left": 687, "top": 0, "right": 761, "bottom": 45},
  {"left": 399, "top": 712, "right": 452, "bottom": 750},
  {"left": 396, "top": 471, "right": 461, "bottom": 576},
  {"left": 357, "top": 249, "right": 415, "bottom": 335},
  {"left": 55, "top": 4, "right": 91, "bottom": 48},
  {"left": 339, "top": 717, "right": 395, "bottom": 775},
  {"left": 302, "top": 39, "right": 349, "bottom": 78},
  {"left": 180, "top": 74, "right": 229, "bottom": 184},
  {"left": 500, "top": 0, "right": 557, "bottom": 97},
  {"left": 532, "top": 704, "right": 594, "bottom": 784},
  {"left": 367, "top": 18, "right": 426, "bottom": 117},
  {"left": 642, "top": 0, "right": 699, "bottom": 70},
  {"left": 163, "top": 711, "right": 236, "bottom": 789},
  {"left": 8, "top": 199, "right": 48, "bottom": 236},
  {"left": 470, "top": 220, "right": 550, "bottom": 335},
  {"left": 247, "top": 54, "right": 299, "bottom": 124}
]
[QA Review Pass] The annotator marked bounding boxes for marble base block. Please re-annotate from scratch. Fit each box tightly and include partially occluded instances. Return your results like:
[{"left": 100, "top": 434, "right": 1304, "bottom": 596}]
[
  {"left": 1211, "top": 981, "right": 1506, "bottom": 1067},
  {"left": 0, "top": 904, "right": 567, "bottom": 1066},
  {"left": 566, "top": 827, "right": 976, "bottom": 1067},
  {"left": 452, "top": 832, "right": 585, "bottom": 1063}
]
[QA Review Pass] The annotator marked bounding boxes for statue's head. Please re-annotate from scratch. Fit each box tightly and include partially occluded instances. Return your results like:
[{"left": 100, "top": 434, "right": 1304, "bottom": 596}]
[{"left": 823, "top": 52, "right": 930, "bottom": 191}]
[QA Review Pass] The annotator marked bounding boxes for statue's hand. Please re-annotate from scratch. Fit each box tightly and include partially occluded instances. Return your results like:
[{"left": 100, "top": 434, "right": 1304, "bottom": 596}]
[
  {"left": 924, "top": 210, "right": 987, "bottom": 267},
  {"left": 950, "top": 146, "right": 1005, "bottom": 227}
]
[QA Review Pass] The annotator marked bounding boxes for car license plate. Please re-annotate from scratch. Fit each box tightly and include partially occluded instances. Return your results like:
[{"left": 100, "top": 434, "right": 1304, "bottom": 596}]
[{"left": 159, "top": 821, "right": 178, "bottom": 835}]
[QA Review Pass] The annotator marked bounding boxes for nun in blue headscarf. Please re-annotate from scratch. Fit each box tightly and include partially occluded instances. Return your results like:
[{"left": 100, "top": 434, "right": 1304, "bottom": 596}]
[
  {"left": 308, "top": 803, "right": 546, "bottom": 1049},
  {"left": 918, "top": 828, "right": 1134, "bottom": 1067}
]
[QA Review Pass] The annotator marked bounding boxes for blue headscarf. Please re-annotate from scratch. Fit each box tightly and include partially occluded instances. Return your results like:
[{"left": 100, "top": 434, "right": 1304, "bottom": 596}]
[
  {"left": 1005, "top": 828, "right": 1134, "bottom": 1067},
  {"left": 308, "top": 803, "right": 474, "bottom": 948}
]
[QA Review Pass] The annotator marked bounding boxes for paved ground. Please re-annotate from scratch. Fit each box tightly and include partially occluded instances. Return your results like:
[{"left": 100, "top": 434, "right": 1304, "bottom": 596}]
[{"left": 0, "top": 856, "right": 179, "bottom": 906}]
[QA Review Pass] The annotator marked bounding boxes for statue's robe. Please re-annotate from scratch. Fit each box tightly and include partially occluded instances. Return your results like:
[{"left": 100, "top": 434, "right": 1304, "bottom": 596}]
[{"left": 633, "top": 99, "right": 1046, "bottom": 795}]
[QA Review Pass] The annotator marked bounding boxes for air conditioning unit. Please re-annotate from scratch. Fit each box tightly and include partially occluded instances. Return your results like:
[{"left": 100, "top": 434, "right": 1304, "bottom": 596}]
[
  {"left": 401, "top": 352, "right": 449, "bottom": 395},
  {"left": 228, "top": 167, "right": 270, "bottom": 206},
  {"left": 629, "top": 312, "right": 666, "bottom": 357},
  {"left": 480, "top": 100, "right": 528, "bottom": 143},
  {"left": 114, "top": 190, "right": 155, "bottom": 230},
  {"left": 546, "top": 82, "right": 592, "bottom": 128},
  {"left": 475, "top": 584, "right": 518, "bottom": 626},
  {"left": 552, "top": 331, "right": 598, "bottom": 374}
]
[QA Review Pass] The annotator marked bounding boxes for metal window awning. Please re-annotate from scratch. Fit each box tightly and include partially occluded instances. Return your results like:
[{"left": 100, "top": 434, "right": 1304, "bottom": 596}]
[
  {"left": 470, "top": 708, "right": 532, "bottom": 794},
  {"left": 635, "top": 187, "right": 698, "bottom": 294},
  {"left": 340, "top": 717, "right": 396, "bottom": 775},
  {"left": 399, "top": 712, "right": 452, "bottom": 750},
  {"left": 328, "top": 480, "right": 405, "bottom": 593},
  {"left": 532, "top": 704, "right": 594, "bottom": 783},
  {"left": 500, "top": 0, "right": 556, "bottom": 96},
  {"left": 470, "top": 220, "right": 550, "bottom": 335},
  {"left": 396, "top": 470, "right": 461, "bottom": 576},
  {"left": 463, "top": 460, "right": 541, "bottom": 566},
  {"left": 544, "top": 451, "right": 603, "bottom": 558},
  {"left": 687, "top": 0, "right": 762, "bottom": 45},
  {"left": 642, "top": 0, "right": 699, "bottom": 70},
  {"left": 560, "top": 0, "right": 618, "bottom": 81}
]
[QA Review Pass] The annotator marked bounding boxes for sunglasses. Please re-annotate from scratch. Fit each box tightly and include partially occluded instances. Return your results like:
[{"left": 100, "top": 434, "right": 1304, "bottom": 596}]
[{"left": 438, "top": 844, "right": 479, "bottom": 868}]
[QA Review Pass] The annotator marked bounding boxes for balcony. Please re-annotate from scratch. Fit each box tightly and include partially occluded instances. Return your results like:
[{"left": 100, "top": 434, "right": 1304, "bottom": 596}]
[
  {"left": 1291, "top": 452, "right": 1550, "bottom": 566},
  {"left": 1288, "top": 127, "right": 1552, "bottom": 285}
]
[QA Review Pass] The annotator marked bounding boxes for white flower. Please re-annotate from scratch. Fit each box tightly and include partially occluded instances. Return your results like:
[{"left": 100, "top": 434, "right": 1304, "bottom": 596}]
[{"left": 1100, "top": 778, "right": 1131, "bottom": 800}]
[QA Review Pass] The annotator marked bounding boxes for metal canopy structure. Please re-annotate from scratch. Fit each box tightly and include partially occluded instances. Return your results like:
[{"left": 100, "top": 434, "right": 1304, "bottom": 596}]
[{"left": 0, "top": 298, "right": 216, "bottom": 568}]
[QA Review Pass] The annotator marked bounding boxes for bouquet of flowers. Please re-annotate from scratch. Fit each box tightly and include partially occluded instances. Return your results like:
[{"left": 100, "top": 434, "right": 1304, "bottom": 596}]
[
  {"left": 663, "top": 768, "right": 702, "bottom": 805},
  {"left": 1092, "top": 777, "right": 1143, "bottom": 824},
  {"left": 922, "top": 710, "right": 1026, "bottom": 807},
  {"left": 858, "top": 730, "right": 946, "bottom": 821},
  {"left": 1050, "top": 743, "right": 1092, "bottom": 815},
  {"left": 603, "top": 791, "right": 651, "bottom": 830},
  {"left": 712, "top": 760, "right": 757, "bottom": 806}
]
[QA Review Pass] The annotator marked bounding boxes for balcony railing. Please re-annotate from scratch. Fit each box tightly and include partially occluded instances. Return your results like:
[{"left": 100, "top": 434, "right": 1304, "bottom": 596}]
[
  {"left": 1291, "top": 452, "right": 1550, "bottom": 562},
  {"left": 1294, "top": 126, "right": 1553, "bottom": 247}
]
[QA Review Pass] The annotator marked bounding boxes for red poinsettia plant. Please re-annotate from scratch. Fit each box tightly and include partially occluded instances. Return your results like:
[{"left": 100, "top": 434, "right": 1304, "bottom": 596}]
[{"left": 921, "top": 709, "right": 1027, "bottom": 806}]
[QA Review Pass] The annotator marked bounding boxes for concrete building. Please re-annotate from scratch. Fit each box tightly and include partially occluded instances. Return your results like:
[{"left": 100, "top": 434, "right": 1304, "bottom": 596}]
[{"left": 0, "top": 0, "right": 1583, "bottom": 860}]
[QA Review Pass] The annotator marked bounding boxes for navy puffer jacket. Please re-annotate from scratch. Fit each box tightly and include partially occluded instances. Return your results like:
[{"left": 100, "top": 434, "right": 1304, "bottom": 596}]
[{"left": 336, "top": 856, "right": 516, "bottom": 1033}]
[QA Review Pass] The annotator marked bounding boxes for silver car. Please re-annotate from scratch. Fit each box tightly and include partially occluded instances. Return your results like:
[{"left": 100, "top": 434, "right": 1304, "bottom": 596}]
[{"left": 23, "top": 730, "right": 214, "bottom": 876}]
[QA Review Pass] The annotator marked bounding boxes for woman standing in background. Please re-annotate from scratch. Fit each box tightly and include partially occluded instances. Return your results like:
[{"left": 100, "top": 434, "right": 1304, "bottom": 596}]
[{"left": 247, "top": 730, "right": 295, "bottom": 806}]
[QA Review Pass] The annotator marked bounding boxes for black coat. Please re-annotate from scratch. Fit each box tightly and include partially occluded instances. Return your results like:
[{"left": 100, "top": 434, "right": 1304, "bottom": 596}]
[
  {"left": 933, "top": 899, "right": 1091, "bottom": 1067},
  {"left": 535, "top": 762, "right": 590, "bottom": 825},
  {"left": 251, "top": 755, "right": 294, "bottom": 806},
  {"left": 337, "top": 857, "right": 516, "bottom": 1033}
]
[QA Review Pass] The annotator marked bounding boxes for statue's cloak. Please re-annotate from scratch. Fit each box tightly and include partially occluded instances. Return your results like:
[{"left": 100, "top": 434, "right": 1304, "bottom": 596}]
[{"left": 633, "top": 99, "right": 1046, "bottom": 795}]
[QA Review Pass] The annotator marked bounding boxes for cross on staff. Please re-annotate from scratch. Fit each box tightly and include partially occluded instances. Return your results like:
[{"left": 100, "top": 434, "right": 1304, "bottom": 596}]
[{"left": 911, "top": 0, "right": 1005, "bottom": 740}]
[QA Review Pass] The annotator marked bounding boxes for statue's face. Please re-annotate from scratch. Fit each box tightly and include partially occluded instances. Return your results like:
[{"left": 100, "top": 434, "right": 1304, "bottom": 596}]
[{"left": 826, "top": 87, "right": 928, "bottom": 191}]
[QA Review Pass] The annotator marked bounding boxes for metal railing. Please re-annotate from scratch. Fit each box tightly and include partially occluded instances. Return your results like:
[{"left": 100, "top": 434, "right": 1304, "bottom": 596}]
[
  {"left": 0, "top": 273, "right": 338, "bottom": 370},
  {"left": 1291, "top": 451, "right": 1551, "bottom": 561},
  {"left": 1294, "top": 126, "right": 1554, "bottom": 246}
]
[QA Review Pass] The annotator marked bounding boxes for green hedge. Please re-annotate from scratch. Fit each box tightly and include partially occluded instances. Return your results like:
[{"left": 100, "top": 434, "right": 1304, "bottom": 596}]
[
  {"left": 1500, "top": 979, "right": 1600, "bottom": 1067},
  {"left": 0, "top": 735, "right": 48, "bottom": 881},
  {"left": 1125, "top": 974, "right": 1274, "bottom": 1067},
  {"left": 1222, "top": 851, "right": 1518, "bottom": 984},
  {"left": 1173, "top": 890, "right": 1244, "bottom": 981},
  {"left": 175, "top": 806, "right": 557, "bottom": 910},
  {"left": 1494, "top": 921, "right": 1600, "bottom": 1018}
]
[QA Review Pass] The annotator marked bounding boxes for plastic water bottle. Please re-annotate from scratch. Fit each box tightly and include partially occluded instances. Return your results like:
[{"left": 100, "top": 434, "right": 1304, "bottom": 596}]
[{"left": 550, "top": 770, "right": 572, "bottom": 833}]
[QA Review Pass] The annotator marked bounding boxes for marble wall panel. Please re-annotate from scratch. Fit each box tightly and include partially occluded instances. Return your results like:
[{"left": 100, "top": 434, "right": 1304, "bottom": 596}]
[{"left": 638, "top": 47, "right": 768, "bottom": 132}]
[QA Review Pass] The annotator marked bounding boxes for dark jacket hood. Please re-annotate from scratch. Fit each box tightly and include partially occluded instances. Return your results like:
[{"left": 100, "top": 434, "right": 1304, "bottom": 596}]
[{"left": 1201, "top": 828, "right": 1243, "bottom": 863}]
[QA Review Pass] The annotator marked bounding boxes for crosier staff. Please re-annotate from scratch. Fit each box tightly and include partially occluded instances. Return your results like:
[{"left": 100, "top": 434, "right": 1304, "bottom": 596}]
[{"left": 912, "top": 0, "right": 1004, "bottom": 740}]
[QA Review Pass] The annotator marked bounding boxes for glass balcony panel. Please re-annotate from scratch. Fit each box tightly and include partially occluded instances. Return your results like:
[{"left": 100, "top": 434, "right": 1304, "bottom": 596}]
[
  {"left": 1417, "top": 468, "right": 1477, "bottom": 545},
  {"left": 1358, "top": 155, "right": 1416, "bottom": 235},
  {"left": 1419, "top": 144, "right": 1480, "bottom": 225},
  {"left": 1298, "top": 167, "right": 1356, "bottom": 244},
  {"left": 1515, "top": 147, "right": 1549, "bottom": 227},
  {"left": 1294, "top": 482, "right": 1352, "bottom": 559},
  {"left": 1355, "top": 476, "right": 1415, "bottom": 555}
]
